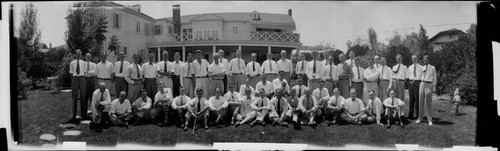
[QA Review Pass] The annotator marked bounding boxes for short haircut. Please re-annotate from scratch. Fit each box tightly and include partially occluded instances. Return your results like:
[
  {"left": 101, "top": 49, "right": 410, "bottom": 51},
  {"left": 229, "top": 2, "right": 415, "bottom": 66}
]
[{"left": 196, "top": 50, "right": 202, "bottom": 54}]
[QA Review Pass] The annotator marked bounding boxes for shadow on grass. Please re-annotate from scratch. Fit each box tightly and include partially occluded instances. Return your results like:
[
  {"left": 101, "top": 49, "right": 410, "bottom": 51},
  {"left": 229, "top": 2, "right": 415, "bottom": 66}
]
[{"left": 455, "top": 113, "right": 467, "bottom": 116}]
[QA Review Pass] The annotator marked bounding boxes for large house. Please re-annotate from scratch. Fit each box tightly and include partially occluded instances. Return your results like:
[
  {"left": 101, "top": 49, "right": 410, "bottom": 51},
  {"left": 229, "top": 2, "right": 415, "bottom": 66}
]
[
  {"left": 91, "top": 2, "right": 302, "bottom": 63},
  {"left": 429, "top": 28, "right": 465, "bottom": 51}
]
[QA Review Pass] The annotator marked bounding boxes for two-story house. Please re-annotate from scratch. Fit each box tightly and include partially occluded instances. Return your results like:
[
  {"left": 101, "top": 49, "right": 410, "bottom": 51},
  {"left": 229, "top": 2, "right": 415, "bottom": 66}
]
[{"left": 429, "top": 28, "right": 466, "bottom": 51}]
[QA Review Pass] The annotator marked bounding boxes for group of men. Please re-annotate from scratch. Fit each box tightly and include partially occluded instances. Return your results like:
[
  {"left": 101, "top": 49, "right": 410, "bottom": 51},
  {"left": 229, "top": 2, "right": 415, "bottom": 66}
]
[{"left": 65, "top": 48, "right": 437, "bottom": 133}]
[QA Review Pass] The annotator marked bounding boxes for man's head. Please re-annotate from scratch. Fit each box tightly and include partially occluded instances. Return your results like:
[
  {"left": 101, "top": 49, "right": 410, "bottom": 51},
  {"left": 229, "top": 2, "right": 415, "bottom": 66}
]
[
  {"left": 333, "top": 88, "right": 339, "bottom": 96},
  {"left": 179, "top": 86, "right": 185, "bottom": 95},
  {"left": 276, "top": 88, "right": 283, "bottom": 98},
  {"left": 328, "top": 56, "right": 334, "bottom": 65},
  {"left": 349, "top": 88, "right": 357, "bottom": 100},
  {"left": 251, "top": 53, "right": 257, "bottom": 61},
  {"left": 312, "top": 51, "right": 318, "bottom": 60},
  {"left": 140, "top": 89, "right": 147, "bottom": 99},
  {"left": 368, "top": 90, "right": 375, "bottom": 100},
  {"left": 396, "top": 54, "right": 402, "bottom": 64},
  {"left": 133, "top": 54, "right": 140, "bottom": 63},
  {"left": 162, "top": 51, "right": 169, "bottom": 61},
  {"left": 119, "top": 91, "right": 127, "bottom": 100},
  {"left": 318, "top": 80, "right": 325, "bottom": 89},
  {"left": 299, "top": 52, "right": 305, "bottom": 60},
  {"left": 296, "top": 78, "right": 303, "bottom": 86},
  {"left": 338, "top": 52, "right": 345, "bottom": 62},
  {"left": 411, "top": 54, "right": 418, "bottom": 64},
  {"left": 374, "top": 55, "right": 380, "bottom": 64},
  {"left": 215, "top": 88, "right": 222, "bottom": 97},
  {"left": 99, "top": 82, "right": 106, "bottom": 93},
  {"left": 75, "top": 49, "right": 82, "bottom": 59},
  {"left": 187, "top": 53, "right": 193, "bottom": 62},
  {"left": 148, "top": 53, "right": 155, "bottom": 63},
  {"left": 196, "top": 50, "right": 203, "bottom": 59},
  {"left": 280, "top": 50, "right": 287, "bottom": 59},
  {"left": 423, "top": 55, "right": 429, "bottom": 65},
  {"left": 218, "top": 49, "right": 224, "bottom": 58},
  {"left": 368, "top": 58, "right": 374, "bottom": 68},
  {"left": 349, "top": 51, "right": 355, "bottom": 59},
  {"left": 389, "top": 88, "right": 396, "bottom": 98},
  {"left": 259, "top": 88, "right": 266, "bottom": 98},
  {"left": 381, "top": 57, "right": 387, "bottom": 66},
  {"left": 278, "top": 71, "right": 285, "bottom": 80},
  {"left": 119, "top": 52, "right": 125, "bottom": 61},
  {"left": 244, "top": 87, "right": 252, "bottom": 97},
  {"left": 85, "top": 53, "right": 91, "bottom": 61},
  {"left": 174, "top": 52, "right": 180, "bottom": 61},
  {"left": 229, "top": 82, "right": 235, "bottom": 92},
  {"left": 196, "top": 88, "right": 203, "bottom": 98},
  {"left": 305, "top": 87, "right": 311, "bottom": 97},
  {"left": 158, "top": 82, "right": 165, "bottom": 93},
  {"left": 100, "top": 52, "right": 107, "bottom": 63},
  {"left": 267, "top": 52, "right": 273, "bottom": 60},
  {"left": 236, "top": 49, "right": 242, "bottom": 58},
  {"left": 354, "top": 58, "right": 360, "bottom": 66},
  {"left": 289, "top": 88, "right": 297, "bottom": 97},
  {"left": 213, "top": 53, "right": 220, "bottom": 64}
]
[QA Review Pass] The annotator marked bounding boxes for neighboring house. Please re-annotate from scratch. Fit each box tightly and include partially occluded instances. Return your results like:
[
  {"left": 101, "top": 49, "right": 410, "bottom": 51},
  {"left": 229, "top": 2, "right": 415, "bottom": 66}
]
[
  {"left": 90, "top": 1, "right": 302, "bottom": 63},
  {"left": 429, "top": 28, "right": 465, "bottom": 51}
]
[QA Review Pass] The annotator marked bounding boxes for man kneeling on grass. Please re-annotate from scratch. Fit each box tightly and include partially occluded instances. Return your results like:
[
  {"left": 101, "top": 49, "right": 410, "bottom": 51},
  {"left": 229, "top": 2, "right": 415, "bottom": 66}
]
[
  {"left": 340, "top": 88, "right": 367, "bottom": 125},
  {"left": 249, "top": 88, "right": 272, "bottom": 127},
  {"left": 90, "top": 82, "right": 112, "bottom": 133},
  {"left": 110, "top": 91, "right": 132, "bottom": 127},
  {"left": 131, "top": 90, "right": 153, "bottom": 126},
  {"left": 150, "top": 83, "right": 173, "bottom": 127},
  {"left": 269, "top": 88, "right": 292, "bottom": 127},
  {"left": 234, "top": 88, "right": 257, "bottom": 127},
  {"left": 208, "top": 88, "right": 229, "bottom": 127},
  {"left": 383, "top": 88, "right": 405, "bottom": 128},
  {"left": 298, "top": 87, "right": 320, "bottom": 126},
  {"left": 186, "top": 88, "right": 209, "bottom": 130},
  {"left": 172, "top": 86, "right": 191, "bottom": 128}
]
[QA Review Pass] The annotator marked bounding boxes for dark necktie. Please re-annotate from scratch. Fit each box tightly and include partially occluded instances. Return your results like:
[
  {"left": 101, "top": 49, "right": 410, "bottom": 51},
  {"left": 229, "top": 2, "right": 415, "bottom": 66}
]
[
  {"left": 277, "top": 98, "right": 281, "bottom": 114},
  {"left": 392, "top": 98, "right": 395, "bottom": 106},
  {"left": 261, "top": 98, "right": 264, "bottom": 107},
  {"left": 313, "top": 61, "right": 316, "bottom": 73},
  {"left": 100, "top": 91, "right": 104, "bottom": 102},
  {"left": 253, "top": 61, "right": 256, "bottom": 72},
  {"left": 135, "top": 63, "right": 140, "bottom": 79},
  {"left": 329, "top": 64, "right": 332, "bottom": 77},
  {"left": 394, "top": 63, "right": 401, "bottom": 74},
  {"left": 380, "top": 66, "right": 384, "bottom": 79},
  {"left": 357, "top": 66, "right": 360, "bottom": 80},
  {"left": 76, "top": 59, "right": 80, "bottom": 75},
  {"left": 301, "top": 61, "right": 304, "bottom": 72},
  {"left": 164, "top": 61, "right": 168, "bottom": 73},
  {"left": 119, "top": 61, "right": 123, "bottom": 73},
  {"left": 197, "top": 98, "right": 201, "bottom": 112},
  {"left": 413, "top": 64, "right": 416, "bottom": 78},
  {"left": 87, "top": 61, "right": 90, "bottom": 71},
  {"left": 298, "top": 87, "right": 302, "bottom": 97},
  {"left": 269, "top": 61, "right": 272, "bottom": 72},
  {"left": 187, "top": 62, "right": 191, "bottom": 76}
]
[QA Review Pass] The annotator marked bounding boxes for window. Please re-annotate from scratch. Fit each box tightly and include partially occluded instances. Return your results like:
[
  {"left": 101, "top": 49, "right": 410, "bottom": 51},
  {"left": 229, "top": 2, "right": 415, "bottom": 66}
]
[
  {"left": 136, "top": 21, "right": 141, "bottom": 33},
  {"left": 168, "top": 26, "right": 173, "bottom": 34},
  {"left": 155, "top": 25, "right": 161, "bottom": 35},
  {"left": 144, "top": 23, "right": 148, "bottom": 35},
  {"left": 113, "top": 13, "right": 121, "bottom": 28},
  {"left": 123, "top": 47, "right": 128, "bottom": 55},
  {"left": 232, "top": 26, "right": 238, "bottom": 35}
]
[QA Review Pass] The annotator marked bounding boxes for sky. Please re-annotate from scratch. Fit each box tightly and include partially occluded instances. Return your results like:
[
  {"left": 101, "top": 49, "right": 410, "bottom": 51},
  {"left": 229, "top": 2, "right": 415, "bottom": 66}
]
[{"left": 10, "top": 1, "right": 477, "bottom": 51}]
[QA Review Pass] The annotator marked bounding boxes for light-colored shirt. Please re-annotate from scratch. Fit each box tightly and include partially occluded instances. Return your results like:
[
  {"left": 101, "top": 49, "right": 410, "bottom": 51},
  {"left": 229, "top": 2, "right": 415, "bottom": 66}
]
[
  {"left": 69, "top": 59, "right": 87, "bottom": 76},
  {"left": 251, "top": 97, "right": 271, "bottom": 110},
  {"left": 245, "top": 61, "right": 261, "bottom": 76},
  {"left": 109, "top": 99, "right": 132, "bottom": 115},
  {"left": 392, "top": 63, "right": 407, "bottom": 80},
  {"left": 255, "top": 81, "right": 274, "bottom": 95},
  {"left": 296, "top": 60, "right": 308, "bottom": 74},
  {"left": 172, "top": 95, "right": 191, "bottom": 109},
  {"left": 277, "top": 59, "right": 293, "bottom": 73},
  {"left": 407, "top": 63, "right": 424, "bottom": 80},
  {"left": 272, "top": 78, "right": 289, "bottom": 92},
  {"left": 270, "top": 97, "right": 290, "bottom": 114},
  {"left": 366, "top": 97, "right": 384, "bottom": 115},
  {"left": 181, "top": 61, "right": 193, "bottom": 78},
  {"left": 192, "top": 59, "right": 210, "bottom": 77},
  {"left": 239, "top": 85, "right": 255, "bottom": 96},
  {"left": 171, "top": 61, "right": 184, "bottom": 76},
  {"left": 345, "top": 59, "right": 355, "bottom": 67},
  {"left": 337, "top": 62, "right": 352, "bottom": 79},
  {"left": 291, "top": 85, "right": 308, "bottom": 98},
  {"left": 142, "top": 62, "right": 158, "bottom": 78},
  {"left": 383, "top": 97, "right": 405, "bottom": 107},
  {"left": 312, "top": 87, "right": 330, "bottom": 101},
  {"left": 114, "top": 60, "right": 130, "bottom": 77},
  {"left": 261, "top": 59, "right": 278, "bottom": 74},
  {"left": 328, "top": 95, "right": 345, "bottom": 107},
  {"left": 157, "top": 60, "right": 174, "bottom": 76},
  {"left": 321, "top": 63, "right": 338, "bottom": 81},
  {"left": 126, "top": 63, "right": 143, "bottom": 80},
  {"left": 364, "top": 66, "right": 380, "bottom": 82},
  {"left": 228, "top": 58, "right": 246, "bottom": 74},
  {"left": 352, "top": 65, "right": 365, "bottom": 82},
  {"left": 342, "top": 97, "right": 365, "bottom": 114},
  {"left": 219, "top": 58, "right": 229, "bottom": 74},
  {"left": 421, "top": 64, "right": 437, "bottom": 86},
  {"left": 84, "top": 61, "right": 97, "bottom": 78},
  {"left": 306, "top": 60, "right": 323, "bottom": 79},
  {"left": 154, "top": 88, "right": 173, "bottom": 103},
  {"left": 132, "top": 96, "right": 153, "bottom": 110},
  {"left": 189, "top": 97, "right": 209, "bottom": 112},
  {"left": 238, "top": 95, "right": 256, "bottom": 115},
  {"left": 208, "top": 96, "right": 229, "bottom": 110},
  {"left": 91, "top": 89, "right": 112, "bottom": 119},
  {"left": 298, "top": 95, "right": 318, "bottom": 112},
  {"left": 96, "top": 61, "right": 114, "bottom": 78},
  {"left": 224, "top": 91, "right": 241, "bottom": 103},
  {"left": 208, "top": 63, "right": 226, "bottom": 75}
]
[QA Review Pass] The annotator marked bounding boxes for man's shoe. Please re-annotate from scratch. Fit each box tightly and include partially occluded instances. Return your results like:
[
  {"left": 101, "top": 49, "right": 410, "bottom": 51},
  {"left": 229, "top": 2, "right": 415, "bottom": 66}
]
[
  {"left": 429, "top": 122, "right": 433, "bottom": 126},
  {"left": 415, "top": 120, "right": 421, "bottom": 124},
  {"left": 204, "top": 125, "right": 209, "bottom": 130},
  {"left": 386, "top": 124, "right": 391, "bottom": 129},
  {"left": 272, "top": 121, "right": 277, "bottom": 127},
  {"left": 261, "top": 122, "right": 266, "bottom": 126},
  {"left": 400, "top": 122, "right": 405, "bottom": 127},
  {"left": 184, "top": 126, "right": 188, "bottom": 131},
  {"left": 250, "top": 122, "right": 256, "bottom": 127},
  {"left": 282, "top": 122, "right": 289, "bottom": 127},
  {"left": 234, "top": 122, "right": 241, "bottom": 128}
]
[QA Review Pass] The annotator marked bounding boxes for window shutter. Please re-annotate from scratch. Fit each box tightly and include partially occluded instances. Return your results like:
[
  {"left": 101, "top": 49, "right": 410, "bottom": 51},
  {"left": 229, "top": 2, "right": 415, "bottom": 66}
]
[
  {"left": 119, "top": 13, "right": 122, "bottom": 28},
  {"left": 113, "top": 13, "right": 118, "bottom": 27}
]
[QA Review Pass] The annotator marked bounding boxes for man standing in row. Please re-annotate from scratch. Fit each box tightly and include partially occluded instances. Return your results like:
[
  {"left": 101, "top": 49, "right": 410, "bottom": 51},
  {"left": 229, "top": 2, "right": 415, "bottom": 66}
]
[
  {"left": 65, "top": 49, "right": 87, "bottom": 124},
  {"left": 321, "top": 56, "right": 338, "bottom": 95},
  {"left": 262, "top": 52, "right": 278, "bottom": 82},
  {"left": 114, "top": 52, "right": 130, "bottom": 100},
  {"left": 126, "top": 54, "right": 143, "bottom": 103},
  {"left": 84, "top": 53, "right": 97, "bottom": 119},
  {"left": 181, "top": 53, "right": 194, "bottom": 98},
  {"left": 218, "top": 50, "right": 229, "bottom": 92},
  {"left": 351, "top": 58, "right": 364, "bottom": 99},
  {"left": 277, "top": 50, "right": 293, "bottom": 84},
  {"left": 407, "top": 55, "right": 423, "bottom": 119},
  {"left": 228, "top": 49, "right": 246, "bottom": 92},
  {"left": 392, "top": 54, "right": 407, "bottom": 103},
  {"left": 142, "top": 53, "right": 158, "bottom": 103},
  {"left": 208, "top": 53, "right": 226, "bottom": 97},
  {"left": 296, "top": 52, "right": 309, "bottom": 86},
  {"left": 171, "top": 52, "right": 184, "bottom": 97},
  {"left": 337, "top": 52, "right": 352, "bottom": 98},
  {"left": 96, "top": 52, "right": 115, "bottom": 96},
  {"left": 192, "top": 50, "right": 210, "bottom": 98},
  {"left": 158, "top": 51, "right": 173, "bottom": 96},
  {"left": 245, "top": 53, "right": 261, "bottom": 87},
  {"left": 378, "top": 57, "right": 392, "bottom": 101},
  {"left": 417, "top": 55, "right": 437, "bottom": 126},
  {"left": 364, "top": 59, "right": 380, "bottom": 103},
  {"left": 307, "top": 51, "right": 322, "bottom": 91}
]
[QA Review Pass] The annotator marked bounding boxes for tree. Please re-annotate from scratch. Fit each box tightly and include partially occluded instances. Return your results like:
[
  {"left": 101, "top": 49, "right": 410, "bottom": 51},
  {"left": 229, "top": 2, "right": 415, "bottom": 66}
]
[
  {"left": 367, "top": 26, "right": 378, "bottom": 54},
  {"left": 108, "top": 35, "right": 120, "bottom": 55},
  {"left": 416, "top": 24, "right": 433, "bottom": 58},
  {"left": 90, "top": 14, "right": 108, "bottom": 58},
  {"left": 381, "top": 44, "right": 412, "bottom": 67}
]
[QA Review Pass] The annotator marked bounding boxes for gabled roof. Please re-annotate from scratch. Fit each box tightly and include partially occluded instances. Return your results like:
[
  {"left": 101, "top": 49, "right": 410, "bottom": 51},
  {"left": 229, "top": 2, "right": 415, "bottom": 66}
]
[
  {"left": 429, "top": 28, "right": 465, "bottom": 42},
  {"left": 89, "top": 1, "right": 155, "bottom": 21},
  {"left": 157, "top": 12, "right": 295, "bottom": 29}
]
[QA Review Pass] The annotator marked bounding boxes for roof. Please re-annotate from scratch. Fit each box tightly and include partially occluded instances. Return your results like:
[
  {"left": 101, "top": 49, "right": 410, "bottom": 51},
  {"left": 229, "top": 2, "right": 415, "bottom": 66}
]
[
  {"left": 157, "top": 12, "right": 295, "bottom": 29},
  {"left": 90, "top": 1, "right": 155, "bottom": 21},
  {"left": 429, "top": 28, "right": 465, "bottom": 42}
]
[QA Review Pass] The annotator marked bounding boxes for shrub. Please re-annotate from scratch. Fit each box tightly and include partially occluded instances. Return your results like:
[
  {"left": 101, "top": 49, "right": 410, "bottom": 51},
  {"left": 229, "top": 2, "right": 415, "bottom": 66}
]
[{"left": 56, "top": 53, "right": 73, "bottom": 89}]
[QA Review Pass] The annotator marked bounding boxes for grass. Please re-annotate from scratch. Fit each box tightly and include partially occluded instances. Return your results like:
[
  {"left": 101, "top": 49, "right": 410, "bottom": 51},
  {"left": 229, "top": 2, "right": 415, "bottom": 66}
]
[{"left": 17, "top": 89, "right": 476, "bottom": 148}]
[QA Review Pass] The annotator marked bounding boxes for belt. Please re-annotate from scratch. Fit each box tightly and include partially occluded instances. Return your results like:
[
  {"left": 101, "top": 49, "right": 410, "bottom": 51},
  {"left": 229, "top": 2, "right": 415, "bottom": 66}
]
[
  {"left": 115, "top": 76, "right": 125, "bottom": 79},
  {"left": 232, "top": 73, "right": 243, "bottom": 75},
  {"left": 210, "top": 78, "right": 224, "bottom": 80},
  {"left": 338, "top": 77, "right": 349, "bottom": 80},
  {"left": 325, "top": 79, "right": 336, "bottom": 82},
  {"left": 410, "top": 80, "right": 421, "bottom": 83},
  {"left": 380, "top": 79, "right": 390, "bottom": 81},
  {"left": 160, "top": 76, "right": 172, "bottom": 78},
  {"left": 196, "top": 76, "right": 208, "bottom": 78},
  {"left": 352, "top": 81, "right": 363, "bottom": 83},
  {"left": 73, "top": 75, "right": 84, "bottom": 78},
  {"left": 131, "top": 78, "right": 142, "bottom": 81},
  {"left": 85, "top": 77, "right": 95, "bottom": 79},
  {"left": 366, "top": 81, "right": 377, "bottom": 83},
  {"left": 145, "top": 78, "right": 157, "bottom": 80},
  {"left": 184, "top": 77, "right": 193, "bottom": 79},
  {"left": 393, "top": 79, "right": 405, "bottom": 81},
  {"left": 422, "top": 81, "right": 432, "bottom": 83},
  {"left": 98, "top": 78, "right": 111, "bottom": 80},
  {"left": 265, "top": 73, "right": 278, "bottom": 75}
]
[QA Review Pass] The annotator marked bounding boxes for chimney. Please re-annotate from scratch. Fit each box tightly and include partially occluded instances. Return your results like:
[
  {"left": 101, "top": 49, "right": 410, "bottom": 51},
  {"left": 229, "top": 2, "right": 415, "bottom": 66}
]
[
  {"left": 288, "top": 9, "right": 292, "bottom": 16},
  {"left": 172, "top": 4, "right": 181, "bottom": 34},
  {"left": 49, "top": 43, "right": 52, "bottom": 49},
  {"left": 129, "top": 4, "right": 141, "bottom": 13}
]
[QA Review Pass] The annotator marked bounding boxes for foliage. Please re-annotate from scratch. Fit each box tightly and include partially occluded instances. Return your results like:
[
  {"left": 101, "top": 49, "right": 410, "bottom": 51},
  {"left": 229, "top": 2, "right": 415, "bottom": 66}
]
[
  {"left": 380, "top": 44, "right": 412, "bottom": 67},
  {"left": 108, "top": 35, "right": 119, "bottom": 55},
  {"left": 346, "top": 44, "right": 370, "bottom": 58},
  {"left": 56, "top": 53, "right": 74, "bottom": 88},
  {"left": 367, "top": 26, "right": 378, "bottom": 53},
  {"left": 416, "top": 24, "right": 433, "bottom": 58}
]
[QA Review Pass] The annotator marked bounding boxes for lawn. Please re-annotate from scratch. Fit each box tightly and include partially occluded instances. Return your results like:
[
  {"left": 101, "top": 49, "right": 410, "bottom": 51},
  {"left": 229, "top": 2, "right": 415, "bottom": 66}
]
[{"left": 16, "top": 89, "right": 476, "bottom": 148}]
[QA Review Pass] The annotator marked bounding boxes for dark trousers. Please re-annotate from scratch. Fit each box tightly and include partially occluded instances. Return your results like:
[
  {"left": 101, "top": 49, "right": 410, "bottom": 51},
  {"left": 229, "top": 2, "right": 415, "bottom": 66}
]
[
  {"left": 85, "top": 77, "right": 97, "bottom": 117},
  {"left": 150, "top": 103, "right": 173, "bottom": 124},
  {"left": 223, "top": 74, "right": 228, "bottom": 93},
  {"left": 408, "top": 81, "right": 421, "bottom": 118},
  {"left": 114, "top": 77, "right": 128, "bottom": 98},
  {"left": 351, "top": 82, "right": 364, "bottom": 99},
  {"left": 143, "top": 78, "right": 157, "bottom": 104},
  {"left": 90, "top": 112, "right": 110, "bottom": 130},
  {"left": 71, "top": 76, "right": 86, "bottom": 118},
  {"left": 300, "top": 74, "right": 308, "bottom": 86},
  {"left": 172, "top": 75, "right": 181, "bottom": 97}
]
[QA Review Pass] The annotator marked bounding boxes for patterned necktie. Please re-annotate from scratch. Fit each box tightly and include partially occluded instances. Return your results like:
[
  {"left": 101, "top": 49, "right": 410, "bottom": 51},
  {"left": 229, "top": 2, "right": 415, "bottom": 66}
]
[
  {"left": 119, "top": 61, "right": 124, "bottom": 73},
  {"left": 187, "top": 62, "right": 191, "bottom": 76},
  {"left": 76, "top": 59, "right": 80, "bottom": 75},
  {"left": 135, "top": 63, "right": 140, "bottom": 79},
  {"left": 298, "top": 87, "right": 302, "bottom": 97}
]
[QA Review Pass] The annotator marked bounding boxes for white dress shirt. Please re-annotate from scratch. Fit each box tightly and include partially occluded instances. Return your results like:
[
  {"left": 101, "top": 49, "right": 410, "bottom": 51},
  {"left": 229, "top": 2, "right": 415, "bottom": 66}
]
[
  {"left": 364, "top": 66, "right": 380, "bottom": 82},
  {"left": 312, "top": 87, "right": 330, "bottom": 101},
  {"left": 407, "top": 63, "right": 424, "bottom": 81},
  {"left": 272, "top": 78, "right": 289, "bottom": 92},
  {"left": 157, "top": 60, "right": 174, "bottom": 77},
  {"left": 392, "top": 63, "right": 407, "bottom": 80},
  {"left": 109, "top": 99, "right": 132, "bottom": 115},
  {"left": 208, "top": 96, "right": 229, "bottom": 110},
  {"left": 171, "top": 61, "right": 184, "bottom": 76},
  {"left": 209, "top": 63, "right": 226, "bottom": 78},
  {"left": 277, "top": 59, "right": 293, "bottom": 72},
  {"left": 96, "top": 61, "right": 115, "bottom": 79},
  {"left": 154, "top": 88, "right": 173, "bottom": 103},
  {"left": 245, "top": 61, "right": 261, "bottom": 76},
  {"left": 351, "top": 65, "right": 365, "bottom": 82},
  {"left": 172, "top": 95, "right": 191, "bottom": 109},
  {"left": 191, "top": 59, "right": 210, "bottom": 77},
  {"left": 126, "top": 63, "right": 143, "bottom": 81},
  {"left": 239, "top": 85, "right": 256, "bottom": 96},
  {"left": 91, "top": 89, "right": 112, "bottom": 119},
  {"left": 70, "top": 59, "right": 87, "bottom": 76},
  {"left": 114, "top": 60, "right": 131, "bottom": 77},
  {"left": 141, "top": 62, "right": 158, "bottom": 78},
  {"left": 228, "top": 58, "right": 246, "bottom": 74},
  {"left": 224, "top": 91, "right": 241, "bottom": 103},
  {"left": 296, "top": 60, "right": 308, "bottom": 74},
  {"left": 255, "top": 81, "right": 274, "bottom": 95},
  {"left": 321, "top": 63, "right": 338, "bottom": 81},
  {"left": 421, "top": 64, "right": 437, "bottom": 86},
  {"left": 84, "top": 61, "right": 97, "bottom": 78},
  {"left": 261, "top": 59, "right": 278, "bottom": 74}
]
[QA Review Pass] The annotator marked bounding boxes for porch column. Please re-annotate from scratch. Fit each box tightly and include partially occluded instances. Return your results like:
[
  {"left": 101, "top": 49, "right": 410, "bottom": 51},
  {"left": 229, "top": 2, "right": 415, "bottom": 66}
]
[
  {"left": 182, "top": 45, "right": 186, "bottom": 62},
  {"left": 268, "top": 46, "right": 271, "bottom": 53},
  {"left": 157, "top": 47, "right": 161, "bottom": 62},
  {"left": 238, "top": 45, "right": 242, "bottom": 51},
  {"left": 213, "top": 45, "right": 216, "bottom": 54}
]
